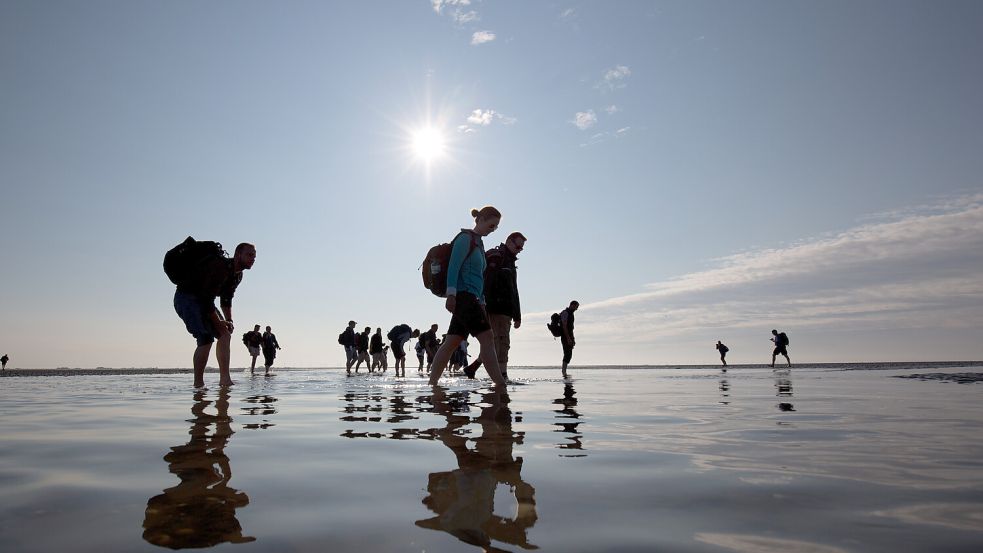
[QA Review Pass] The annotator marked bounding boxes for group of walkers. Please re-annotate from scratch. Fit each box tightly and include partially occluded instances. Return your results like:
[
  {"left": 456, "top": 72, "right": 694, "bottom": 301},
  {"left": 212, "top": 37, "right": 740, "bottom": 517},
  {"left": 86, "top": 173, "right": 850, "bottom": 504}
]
[
  {"left": 241, "top": 325, "right": 281, "bottom": 375},
  {"left": 167, "top": 206, "right": 581, "bottom": 388},
  {"left": 166, "top": 205, "right": 790, "bottom": 389},
  {"left": 714, "top": 329, "right": 792, "bottom": 368}
]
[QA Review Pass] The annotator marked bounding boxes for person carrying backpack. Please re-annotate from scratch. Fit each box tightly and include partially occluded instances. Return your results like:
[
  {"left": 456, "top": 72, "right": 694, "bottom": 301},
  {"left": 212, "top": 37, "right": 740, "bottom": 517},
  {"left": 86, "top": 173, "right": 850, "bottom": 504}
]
[
  {"left": 716, "top": 340, "right": 729, "bottom": 367},
  {"left": 339, "top": 320, "right": 357, "bottom": 373},
  {"left": 427, "top": 206, "right": 507, "bottom": 388},
  {"left": 262, "top": 325, "right": 281, "bottom": 374},
  {"left": 770, "top": 329, "right": 792, "bottom": 368},
  {"left": 354, "top": 326, "right": 372, "bottom": 372},
  {"left": 463, "top": 231, "right": 527, "bottom": 381},
  {"left": 167, "top": 238, "right": 256, "bottom": 388},
  {"left": 370, "top": 327, "right": 386, "bottom": 371},
  {"left": 243, "top": 325, "right": 263, "bottom": 372},
  {"left": 558, "top": 301, "right": 579, "bottom": 376},
  {"left": 388, "top": 323, "right": 420, "bottom": 376}
]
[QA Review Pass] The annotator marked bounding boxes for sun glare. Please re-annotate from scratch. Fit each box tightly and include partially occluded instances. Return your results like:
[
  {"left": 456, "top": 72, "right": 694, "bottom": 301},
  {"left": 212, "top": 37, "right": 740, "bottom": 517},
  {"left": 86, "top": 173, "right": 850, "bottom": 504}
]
[{"left": 412, "top": 127, "right": 446, "bottom": 163}]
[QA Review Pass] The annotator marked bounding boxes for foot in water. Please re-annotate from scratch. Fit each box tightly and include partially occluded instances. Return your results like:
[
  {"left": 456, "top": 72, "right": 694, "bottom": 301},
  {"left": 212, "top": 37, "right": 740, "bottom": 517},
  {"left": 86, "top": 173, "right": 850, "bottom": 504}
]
[{"left": 463, "top": 365, "right": 477, "bottom": 379}]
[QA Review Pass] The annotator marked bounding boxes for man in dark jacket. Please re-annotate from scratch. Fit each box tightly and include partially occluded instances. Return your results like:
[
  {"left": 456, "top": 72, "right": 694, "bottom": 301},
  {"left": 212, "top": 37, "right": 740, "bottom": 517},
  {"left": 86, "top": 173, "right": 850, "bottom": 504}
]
[
  {"left": 340, "top": 320, "right": 357, "bottom": 373},
  {"left": 173, "top": 242, "right": 256, "bottom": 388},
  {"left": 464, "top": 232, "right": 526, "bottom": 380},
  {"left": 560, "top": 300, "right": 579, "bottom": 376}
]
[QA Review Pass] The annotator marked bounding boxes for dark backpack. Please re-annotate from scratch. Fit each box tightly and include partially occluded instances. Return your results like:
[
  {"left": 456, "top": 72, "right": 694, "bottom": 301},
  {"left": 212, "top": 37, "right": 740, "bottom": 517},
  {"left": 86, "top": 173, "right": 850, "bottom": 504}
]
[
  {"left": 338, "top": 332, "right": 346, "bottom": 345},
  {"left": 778, "top": 332, "right": 790, "bottom": 346},
  {"left": 163, "top": 236, "right": 226, "bottom": 287},
  {"left": 242, "top": 332, "right": 250, "bottom": 346},
  {"left": 547, "top": 313, "right": 563, "bottom": 337},
  {"left": 387, "top": 324, "right": 410, "bottom": 342},
  {"left": 421, "top": 232, "right": 478, "bottom": 297}
]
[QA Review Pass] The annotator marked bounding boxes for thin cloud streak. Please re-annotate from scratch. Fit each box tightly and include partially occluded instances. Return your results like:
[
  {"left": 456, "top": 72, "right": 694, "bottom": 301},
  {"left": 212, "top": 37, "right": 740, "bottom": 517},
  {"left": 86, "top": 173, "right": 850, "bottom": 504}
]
[
  {"left": 529, "top": 196, "right": 983, "bottom": 343},
  {"left": 471, "top": 31, "right": 496, "bottom": 45}
]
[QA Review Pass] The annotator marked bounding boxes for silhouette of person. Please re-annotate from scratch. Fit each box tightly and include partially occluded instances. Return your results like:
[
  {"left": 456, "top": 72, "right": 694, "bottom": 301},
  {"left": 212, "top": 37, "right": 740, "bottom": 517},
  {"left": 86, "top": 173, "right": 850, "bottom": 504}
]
[
  {"left": 416, "top": 387, "right": 538, "bottom": 551},
  {"left": 552, "top": 379, "right": 586, "bottom": 455},
  {"left": 715, "top": 340, "right": 729, "bottom": 367},
  {"left": 143, "top": 389, "right": 255, "bottom": 548},
  {"left": 1, "top": 353, "right": 8, "bottom": 370}
]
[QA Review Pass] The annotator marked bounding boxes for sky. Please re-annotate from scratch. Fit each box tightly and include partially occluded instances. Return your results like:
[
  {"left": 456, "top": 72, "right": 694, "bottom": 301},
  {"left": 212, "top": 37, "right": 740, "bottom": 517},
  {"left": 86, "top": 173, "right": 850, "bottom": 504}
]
[{"left": 1, "top": 0, "right": 981, "bottom": 368}]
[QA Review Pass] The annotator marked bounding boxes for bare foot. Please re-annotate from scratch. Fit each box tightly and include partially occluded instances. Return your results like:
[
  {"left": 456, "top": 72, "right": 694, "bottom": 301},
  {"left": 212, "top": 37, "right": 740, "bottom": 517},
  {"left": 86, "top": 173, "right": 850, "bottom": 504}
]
[{"left": 219, "top": 379, "right": 235, "bottom": 387}]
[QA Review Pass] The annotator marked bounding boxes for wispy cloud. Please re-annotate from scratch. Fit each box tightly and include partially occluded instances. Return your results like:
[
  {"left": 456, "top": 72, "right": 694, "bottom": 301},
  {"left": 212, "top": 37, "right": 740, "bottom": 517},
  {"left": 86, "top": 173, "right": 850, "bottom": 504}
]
[
  {"left": 534, "top": 195, "right": 983, "bottom": 343},
  {"left": 597, "top": 64, "right": 632, "bottom": 91},
  {"left": 605, "top": 104, "right": 621, "bottom": 114},
  {"left": 453, "top": 10, "right": 479, "bottom": 24},
  {"left": 458, "top": 108, "right": 517, "bottom": 133},
  {"left": 471, "top": 31, "right": 496, "bottom": 45},
  {"left": 431, "top": 0, "right": 470, "bottom": 14},
  {"left": 571, "top": 110, "right": 597, "bottom": 130}
]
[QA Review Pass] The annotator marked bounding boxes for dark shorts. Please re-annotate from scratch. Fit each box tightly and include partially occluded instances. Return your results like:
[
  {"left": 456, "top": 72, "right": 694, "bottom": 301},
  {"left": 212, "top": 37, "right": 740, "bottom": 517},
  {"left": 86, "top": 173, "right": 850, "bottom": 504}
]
[
  {"left": 174, "top": 290, "right": 217, "bottom": 346},
  {"left": 392, "top": 333, "right": 410, "bottom": 359},
  {"left": 344, "top": 345, "right": 357, "bottom": 362},
  {"left": 447, "top": 292, "right": 491, "bottom": 338},
  {"left": 773, "top": 345, "right": 788, "bottom": 356},
  {"left": 263, "top": 348, "right": 276, "bottom": 367}
]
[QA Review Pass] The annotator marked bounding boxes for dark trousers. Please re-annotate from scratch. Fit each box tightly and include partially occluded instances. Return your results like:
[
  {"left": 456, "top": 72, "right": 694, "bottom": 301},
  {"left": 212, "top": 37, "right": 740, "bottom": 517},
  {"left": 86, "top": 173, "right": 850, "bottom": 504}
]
[{"left": 561, "top": 336, "right": 574, "bottom": 365}]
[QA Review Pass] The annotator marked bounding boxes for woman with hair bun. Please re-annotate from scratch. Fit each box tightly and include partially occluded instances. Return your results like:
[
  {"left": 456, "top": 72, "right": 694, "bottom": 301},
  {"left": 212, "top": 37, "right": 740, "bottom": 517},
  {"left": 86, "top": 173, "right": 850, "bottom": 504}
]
[{"left": 428, "top": 206, "right": 507, "bottom": 387}]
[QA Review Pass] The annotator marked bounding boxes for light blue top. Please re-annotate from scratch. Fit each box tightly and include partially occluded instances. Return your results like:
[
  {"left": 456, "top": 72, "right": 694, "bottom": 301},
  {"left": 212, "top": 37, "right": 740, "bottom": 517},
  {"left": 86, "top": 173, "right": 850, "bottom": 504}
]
[{"left": 445, "top": 230, "right": 486, "bottom": 300}]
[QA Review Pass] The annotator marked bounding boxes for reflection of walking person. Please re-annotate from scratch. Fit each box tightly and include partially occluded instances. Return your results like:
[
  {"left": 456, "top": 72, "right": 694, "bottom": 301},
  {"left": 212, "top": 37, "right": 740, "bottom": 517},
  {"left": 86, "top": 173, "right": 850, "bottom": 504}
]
[
  {"left": 770, "top": 329, "right": 791, "bottom": 368},
  {"left": 416, "top": 387, "right": 538, "bottom": 550},
  {"left": 559, "top": 301, "right": 579, "bottom": 377},
  {"left": 1, "top": 354, "right": 8, "bottom": 370},
  {"left": 262, "top": 326, "right": 281, "bottom": 375},
  {"left": 715, "top": 341, "right": 729, "bottom": 367},
  {"left": 143, "top": 389, "right": 255, "bottom": 547}
]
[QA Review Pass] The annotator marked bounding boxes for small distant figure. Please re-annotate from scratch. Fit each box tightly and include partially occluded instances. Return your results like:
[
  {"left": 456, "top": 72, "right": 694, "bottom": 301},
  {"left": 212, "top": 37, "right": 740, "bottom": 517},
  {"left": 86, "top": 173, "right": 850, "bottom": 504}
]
[
  {"left": 1, "top": 353, "right": 8, "bottom": 370},
  {"left": 353, "top": 326, "right": 372, "bottom": 372},
  {"left": 450, "top": 340, "right": 470, "bottom": 371},
  {"left": 242, "top": 325, "right": 263, "bottom": 372},
  {"left": 388, "top": 324, "right": 420, "bottom": 376},
  {"left": 716, "top": 341, "right": 729, "bottom": 367},
  {"left": 370, "top": 328, "right": 386, "bottom": 371},
  {"left": 340, "top": 320, "right": 357, "bottom": 373},
  {"left": 770, "top": 329, "right": 791, "bottom": 368},
  {"left": 415, "top": 338, "right": 426, "bottom": 371},
  {"left": 420, "top": 324, "right": 439, "bottom": 372},
  {"left": 559, "top": 301, "right": 579, "bottom": 377},
  {"left": 167, "top": 239, "right": 256, "bottom": 388},
  {"left": 464, "top": 231, "right": 527, "bottom": 380},
  {"left": 262, "top": 326, "right": 281, "bottom": 374}
]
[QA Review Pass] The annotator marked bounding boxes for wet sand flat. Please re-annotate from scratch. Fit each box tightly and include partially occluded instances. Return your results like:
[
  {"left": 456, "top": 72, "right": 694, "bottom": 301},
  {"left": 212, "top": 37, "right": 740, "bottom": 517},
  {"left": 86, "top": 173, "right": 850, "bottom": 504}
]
[{"left": 1, "top": 364, "right": 982, "bottom": 552}]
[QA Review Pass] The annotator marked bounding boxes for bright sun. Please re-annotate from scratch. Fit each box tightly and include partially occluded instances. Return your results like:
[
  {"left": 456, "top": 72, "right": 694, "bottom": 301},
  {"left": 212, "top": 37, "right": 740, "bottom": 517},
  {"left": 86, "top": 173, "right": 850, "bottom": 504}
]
[{"left": 411, "top": 127, "right": 446, "bottom": 162}]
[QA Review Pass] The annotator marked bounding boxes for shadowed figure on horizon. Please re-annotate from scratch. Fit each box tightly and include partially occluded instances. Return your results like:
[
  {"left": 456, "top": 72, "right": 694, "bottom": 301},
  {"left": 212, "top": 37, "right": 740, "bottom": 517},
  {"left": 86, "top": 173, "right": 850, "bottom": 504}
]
[
  {"left": 142, "top": 389, "right": 255, "bottom": 548},
  {"left": 416, "top": 387, "right": 539, "bottom": 551}
]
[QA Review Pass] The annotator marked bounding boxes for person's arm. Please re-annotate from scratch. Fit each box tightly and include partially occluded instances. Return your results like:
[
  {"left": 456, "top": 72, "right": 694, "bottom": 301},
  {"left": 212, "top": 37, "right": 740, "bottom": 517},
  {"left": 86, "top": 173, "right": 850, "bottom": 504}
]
[
  {"left": 561, "top": 311, "right": 573, "bottom": 344},
  {"left": 444, "top": 233, "right": 470, "bottom": 312},
  {"left": 511, "top": 271, "right": 521, "bottom": 328}
]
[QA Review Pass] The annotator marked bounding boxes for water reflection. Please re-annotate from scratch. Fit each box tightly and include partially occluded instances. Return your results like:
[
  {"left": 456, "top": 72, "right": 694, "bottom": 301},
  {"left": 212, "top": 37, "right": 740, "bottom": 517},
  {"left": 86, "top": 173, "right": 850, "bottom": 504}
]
[
  {"left": 552, "top": 379, "right": 586, "bottom": 456},
  {"left": 775, "top": 371, "right": 795, "bottom": 412},
  {"left": 719, "top": 373, "right": 731, "bottom": 406},
  {"left": 242, "top": 394, "right": 277, "bottom": 430},
  {"left": 416, "top": 387, "right": 539, "bottom": 551},
  {"left": 143, "top": 389, "right": 254, "bottom": 548}
]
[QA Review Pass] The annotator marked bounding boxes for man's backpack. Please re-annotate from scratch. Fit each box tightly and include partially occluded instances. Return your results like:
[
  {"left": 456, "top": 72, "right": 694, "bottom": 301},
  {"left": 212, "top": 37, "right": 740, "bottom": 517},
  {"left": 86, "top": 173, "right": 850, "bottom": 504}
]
[
  {"left": 242, "top": 332, "right": 250, "bottom": 346},
  {"left": 338, "top": 332, "right": 346, "bottom": 345},
  {"left": 547, "top": 313, "right": 563, "bottom": 337},
  {"left": 421, "top": 232, "right": 478, "bottom": 297},
  {"left": 163, "top": 236, "right": 226, "bottom": 287},
  {"left": 778, "top": 332, "right": 790, "bottom": 346},
  {"left": 387, "top": 324, "right": 410, "bottom": 342}
]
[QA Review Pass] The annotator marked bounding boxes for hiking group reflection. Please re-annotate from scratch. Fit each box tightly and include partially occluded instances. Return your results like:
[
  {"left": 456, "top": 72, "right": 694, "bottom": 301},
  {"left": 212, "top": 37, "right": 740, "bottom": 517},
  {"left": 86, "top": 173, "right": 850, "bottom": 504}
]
[
  {"left": 143, "top": 389, "right": 255, "bottom": 548},
  {"left": 416, "top": 387, "right": 538, "bottom": 551},
  {"left": 339, "top": 385, "right": 540, "bottom": 550},
  {"left": 553, "top": 379, "right": 586, "bottom": 456}
]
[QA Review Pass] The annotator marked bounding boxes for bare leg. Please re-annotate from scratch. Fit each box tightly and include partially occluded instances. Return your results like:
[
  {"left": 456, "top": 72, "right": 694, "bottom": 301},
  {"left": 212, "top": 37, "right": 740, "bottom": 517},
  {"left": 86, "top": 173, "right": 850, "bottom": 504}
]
[
  {"left": 428, "top": 335, "right": 465, "bottom": 385},
  {"left": 250, "top": 355, "right": 257, "bottom": 371},
  {"left": 193, "top": 343, "right": 212, "bottom": 388},
  {"left": 474, "top": 329, "right": 506, "bottom": 387},
  {"left": 216, "top": 332, "right": 234, "bottom": 386}
]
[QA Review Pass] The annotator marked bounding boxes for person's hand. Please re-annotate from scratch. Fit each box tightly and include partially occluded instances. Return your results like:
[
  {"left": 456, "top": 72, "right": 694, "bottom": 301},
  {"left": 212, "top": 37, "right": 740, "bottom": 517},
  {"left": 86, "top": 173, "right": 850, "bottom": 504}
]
[
  {"left": 225, "top": 321, "right": 234, "bottom": 333},
  {"left": 513, "top": 319, "right": 522, "bottom": 329},
  {"left": 445, "top": 295, "right": 456, "bottom": 314}
]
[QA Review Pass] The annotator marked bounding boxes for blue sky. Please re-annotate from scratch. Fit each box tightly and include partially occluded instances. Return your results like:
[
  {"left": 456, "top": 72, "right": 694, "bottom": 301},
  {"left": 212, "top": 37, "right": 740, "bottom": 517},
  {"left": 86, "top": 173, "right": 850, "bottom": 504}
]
[{"left": 1, "top": 1, "right": 981, "bottom": 368}]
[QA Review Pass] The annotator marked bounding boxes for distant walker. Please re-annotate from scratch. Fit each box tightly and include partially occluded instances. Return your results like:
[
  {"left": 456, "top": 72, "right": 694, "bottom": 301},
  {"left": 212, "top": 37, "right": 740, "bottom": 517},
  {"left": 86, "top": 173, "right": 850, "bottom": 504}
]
[{"left": 770, "top": 329, "right": 791, "bottom": 368}]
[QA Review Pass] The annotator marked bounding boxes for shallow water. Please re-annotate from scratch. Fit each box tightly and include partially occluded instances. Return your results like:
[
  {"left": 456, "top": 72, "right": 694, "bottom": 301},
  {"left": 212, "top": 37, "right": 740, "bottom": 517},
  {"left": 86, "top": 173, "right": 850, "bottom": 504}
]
[{"left": 1, "top": 364, "right": 982, "bottom": 552}]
